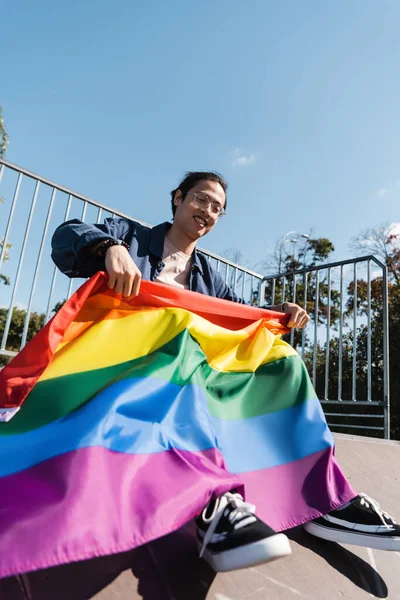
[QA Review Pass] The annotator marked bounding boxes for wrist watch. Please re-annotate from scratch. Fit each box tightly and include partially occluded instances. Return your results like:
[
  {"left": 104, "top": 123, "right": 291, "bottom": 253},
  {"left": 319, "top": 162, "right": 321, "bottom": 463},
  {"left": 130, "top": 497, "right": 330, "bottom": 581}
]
[
  {"left": 281, "top": 302, "right": 288, "bottom": 312},
  {"left": 96, "top": 238, "right": 130, "bottom": 258}
]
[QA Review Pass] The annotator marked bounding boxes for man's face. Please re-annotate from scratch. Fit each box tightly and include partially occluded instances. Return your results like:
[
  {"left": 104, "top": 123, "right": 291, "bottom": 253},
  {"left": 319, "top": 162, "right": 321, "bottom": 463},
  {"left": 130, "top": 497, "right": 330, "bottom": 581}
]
[{"left": 173, "top": 180, "right": 226, "bottom": 241}]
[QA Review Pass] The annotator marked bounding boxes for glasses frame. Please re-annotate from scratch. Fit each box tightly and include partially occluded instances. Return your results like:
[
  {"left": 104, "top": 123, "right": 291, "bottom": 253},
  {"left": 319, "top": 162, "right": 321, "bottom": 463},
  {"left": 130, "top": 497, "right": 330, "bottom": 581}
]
[{"left": 186, "top": 192, "right": 226, "bottom": 219}]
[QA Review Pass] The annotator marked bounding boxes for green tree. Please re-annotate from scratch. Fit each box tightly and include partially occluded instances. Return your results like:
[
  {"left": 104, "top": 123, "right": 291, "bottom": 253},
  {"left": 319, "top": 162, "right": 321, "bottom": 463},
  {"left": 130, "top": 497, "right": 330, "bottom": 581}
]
[
  {"left": 264, "top": 227, "right": 399, "bottom": 439},
  {"left": 350, "top": 222, "right": 400, "bottom": 285},
  {"left": 0, "top": 227, "right": 11, "bottom": 285},
  {"left": 262, "top": 235, "right": 338, "bottom": 351},
  {"left": 52, "top": 299, "right": 67, "bottom": 313},
  {"left": 0, "top": 106, "right": 8, "bottom": 157},
  {"left": 0, "top": 301, "right": 64, "bottom": 367},
  {"left": 0, "top": 308, "right": 45, "bottom": 367},
  {"left": 348, "top": 224, "right": 400, "bottom": 438},
  {"left": 311, "top": 225, "right": 400, "bottom": 439}
]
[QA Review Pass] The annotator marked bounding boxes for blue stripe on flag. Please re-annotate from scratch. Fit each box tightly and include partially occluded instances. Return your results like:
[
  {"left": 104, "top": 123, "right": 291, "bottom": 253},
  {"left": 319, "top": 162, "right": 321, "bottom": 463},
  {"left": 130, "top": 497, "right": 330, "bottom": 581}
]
[{"left": 0, "top": 377, "right": 333, "bottom": 477}]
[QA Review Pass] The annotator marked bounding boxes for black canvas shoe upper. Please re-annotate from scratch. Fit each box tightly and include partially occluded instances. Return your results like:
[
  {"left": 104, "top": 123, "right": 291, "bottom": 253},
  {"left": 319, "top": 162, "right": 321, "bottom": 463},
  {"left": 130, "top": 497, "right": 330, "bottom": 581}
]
[
  {"left": 315, "top": 493, "right": 400, "bottom": 537},
  {"left": 196, "top": 492, "right": 277, "bottom": 556}
]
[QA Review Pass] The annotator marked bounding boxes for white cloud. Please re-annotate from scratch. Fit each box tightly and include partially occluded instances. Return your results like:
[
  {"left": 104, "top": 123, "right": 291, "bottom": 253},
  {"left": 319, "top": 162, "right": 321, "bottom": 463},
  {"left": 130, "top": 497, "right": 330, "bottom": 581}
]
[
  {"left": 376, "top": 180, "right": 400, "bottom": 197},
  {"left": 377, "top": 188, "right": 389, "bottom": 198},
  {"left": 232, "top": 154, "right": 256, "bottom": 168}
]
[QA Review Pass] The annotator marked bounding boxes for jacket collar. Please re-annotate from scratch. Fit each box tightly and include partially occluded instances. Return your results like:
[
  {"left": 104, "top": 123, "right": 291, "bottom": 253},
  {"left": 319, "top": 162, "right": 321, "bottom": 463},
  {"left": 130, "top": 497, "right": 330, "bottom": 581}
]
[{"left": 149, "top": 222, "right": 170, "bottom": 259}]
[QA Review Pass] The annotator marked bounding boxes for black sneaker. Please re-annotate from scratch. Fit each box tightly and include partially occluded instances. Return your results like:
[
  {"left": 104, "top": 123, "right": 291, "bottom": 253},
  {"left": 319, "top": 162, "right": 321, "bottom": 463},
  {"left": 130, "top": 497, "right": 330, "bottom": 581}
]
[
  {"left": 304, "top": 493, "right": 400, "bottom": 551},
  {"left": 195, "top": 492, "right": 291, "bottom": 572}
]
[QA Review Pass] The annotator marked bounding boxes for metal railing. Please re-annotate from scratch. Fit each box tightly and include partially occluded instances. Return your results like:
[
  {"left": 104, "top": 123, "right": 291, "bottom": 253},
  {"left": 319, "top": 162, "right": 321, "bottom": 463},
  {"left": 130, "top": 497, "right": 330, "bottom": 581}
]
[
  {"left": 0, "top": 159, "right": 390, "bottom": 438},
  {"left": 261, "top": 258, "right": 390, "bottom": 438},
  {"left": 0, "top": 159, "right": 263, "bottom": 360}
]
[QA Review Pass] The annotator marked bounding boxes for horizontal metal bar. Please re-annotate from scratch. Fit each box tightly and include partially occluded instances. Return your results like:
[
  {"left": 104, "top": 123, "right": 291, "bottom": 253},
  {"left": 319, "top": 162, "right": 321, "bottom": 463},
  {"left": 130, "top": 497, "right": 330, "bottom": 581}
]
[
  {"left": 320, "top": 400, "right": 384, "bottom": 406},
  {"left": 0, "top": 158, "right": 149, "bottom": 225},
  {"left": 328, "top": 423, "right": 384, "bottom": 431},
  {"left": 263, "top": 254, "right": 386, "bottom": 280},
  {"left": 0, "top": 349, "right": 17, "bottom": 357},
  {"left": 324, "top": 413, "right": 384, "bottom": 419}
]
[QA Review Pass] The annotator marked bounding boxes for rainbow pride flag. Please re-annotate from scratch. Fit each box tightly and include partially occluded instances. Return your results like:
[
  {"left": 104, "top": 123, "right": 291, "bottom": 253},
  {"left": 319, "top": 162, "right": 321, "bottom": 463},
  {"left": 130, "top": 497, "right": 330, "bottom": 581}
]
[{"left": 0, "top": 273, "right": 356, "bottom": 578}]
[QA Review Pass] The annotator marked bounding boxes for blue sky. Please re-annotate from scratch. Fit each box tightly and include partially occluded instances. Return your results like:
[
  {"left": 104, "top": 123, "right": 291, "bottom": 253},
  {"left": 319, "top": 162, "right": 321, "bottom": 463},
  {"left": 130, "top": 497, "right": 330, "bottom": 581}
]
[{"left": 2, "top": 0, "right": 400, "bottom": 273}]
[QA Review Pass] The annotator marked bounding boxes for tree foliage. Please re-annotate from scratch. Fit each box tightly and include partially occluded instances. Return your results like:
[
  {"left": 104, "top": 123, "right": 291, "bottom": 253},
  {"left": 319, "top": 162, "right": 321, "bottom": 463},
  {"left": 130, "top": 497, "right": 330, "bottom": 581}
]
[
  {"left": 0, "top": 106, "right": 8, "bottom": 157},
  {"left": 0, "top": 303, "right": 63, "bottom": 368},
  {"left": 317, "top": 228, "right": 399, "bottom": 439},
  {"left": 345, "top": 225, "right": 400, "bottom": 437},
  {"left": 0, "top": 236, "right": 11, "bottom": 285},
  {"left": 0, "top": 308, "right": 45, "bottom": 367},
  {"left": 262, "top": 235, "right": 338, "bottom": 329},
  {"left": 262, "top": 227, "right": 399, "bottom": 439},
  {"left": 350, "top": 222, "right": 400, "bottom": 285}
]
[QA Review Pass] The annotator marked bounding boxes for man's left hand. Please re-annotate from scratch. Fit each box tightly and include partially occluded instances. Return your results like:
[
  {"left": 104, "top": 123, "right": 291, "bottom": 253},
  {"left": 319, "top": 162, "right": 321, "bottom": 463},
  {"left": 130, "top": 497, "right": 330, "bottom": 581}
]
[{"left": 282, "top": 303, "right": 310, "bottom": 329}]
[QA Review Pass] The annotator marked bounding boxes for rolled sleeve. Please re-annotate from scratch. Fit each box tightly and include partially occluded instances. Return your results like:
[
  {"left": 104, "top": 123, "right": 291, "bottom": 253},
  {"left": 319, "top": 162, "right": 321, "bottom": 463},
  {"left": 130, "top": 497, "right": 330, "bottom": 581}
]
[{"left": 51, "top": 217, "right": 131, "bottom": 278}]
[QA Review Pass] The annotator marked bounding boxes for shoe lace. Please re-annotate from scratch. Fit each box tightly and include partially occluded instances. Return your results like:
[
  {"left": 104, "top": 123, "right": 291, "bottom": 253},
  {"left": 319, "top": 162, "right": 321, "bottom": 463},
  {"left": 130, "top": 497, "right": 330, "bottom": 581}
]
[
  {"left": 199, "top": 492, "right": 257, "bottom": 559},
  {"left": 359, "top": 493, "right": 396, "bottom": 528}
]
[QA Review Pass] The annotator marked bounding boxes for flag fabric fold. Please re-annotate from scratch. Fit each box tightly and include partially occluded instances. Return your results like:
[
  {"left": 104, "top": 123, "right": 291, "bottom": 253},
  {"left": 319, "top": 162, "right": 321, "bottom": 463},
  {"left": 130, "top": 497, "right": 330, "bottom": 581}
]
[{"left": 0, "top": 273, "right": 356, "bottom": 578}]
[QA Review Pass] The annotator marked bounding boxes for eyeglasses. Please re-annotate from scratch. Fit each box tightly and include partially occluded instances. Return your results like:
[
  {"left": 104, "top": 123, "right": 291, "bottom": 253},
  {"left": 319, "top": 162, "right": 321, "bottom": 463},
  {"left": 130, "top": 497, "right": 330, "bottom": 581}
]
[{"left": 186, "top": 192, "right": 226, "bottom": 219}]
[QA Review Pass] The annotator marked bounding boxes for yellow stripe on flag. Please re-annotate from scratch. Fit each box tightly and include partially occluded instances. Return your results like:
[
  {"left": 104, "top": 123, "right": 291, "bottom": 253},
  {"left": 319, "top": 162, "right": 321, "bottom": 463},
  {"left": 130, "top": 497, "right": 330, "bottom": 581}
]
[{"left": 40, "top": 306, "right": 296, "bottom": 382}]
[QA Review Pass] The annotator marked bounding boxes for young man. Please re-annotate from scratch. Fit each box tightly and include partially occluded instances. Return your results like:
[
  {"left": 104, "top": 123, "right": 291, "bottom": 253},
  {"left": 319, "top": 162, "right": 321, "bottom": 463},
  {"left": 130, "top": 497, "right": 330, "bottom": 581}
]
[{"left": 51, "top": 171, "right": 400, "bottom": 572}]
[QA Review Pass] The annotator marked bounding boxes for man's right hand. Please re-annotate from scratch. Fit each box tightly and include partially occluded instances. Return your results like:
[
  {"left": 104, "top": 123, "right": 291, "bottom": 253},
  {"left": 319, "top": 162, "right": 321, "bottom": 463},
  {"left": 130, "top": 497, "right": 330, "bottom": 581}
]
[{"left": 104, "top": 245, "right": 142, "bottom": 298}]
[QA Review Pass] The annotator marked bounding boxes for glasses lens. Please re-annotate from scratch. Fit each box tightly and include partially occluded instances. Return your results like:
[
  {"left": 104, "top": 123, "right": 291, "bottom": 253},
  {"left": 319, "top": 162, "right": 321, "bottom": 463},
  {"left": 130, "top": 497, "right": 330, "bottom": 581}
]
[
  {"left": 193, "top": 193, "right": 208, "bottom": 209},
  {"left": 192, "top": 193, "right": 223, "bottom": 218}
]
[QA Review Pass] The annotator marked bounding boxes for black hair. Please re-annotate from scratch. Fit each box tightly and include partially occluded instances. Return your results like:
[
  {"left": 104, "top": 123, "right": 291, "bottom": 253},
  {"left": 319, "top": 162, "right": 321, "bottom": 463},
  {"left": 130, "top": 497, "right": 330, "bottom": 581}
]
[{"left": 170, "top": 171, "right": 228, "bottom": 217}]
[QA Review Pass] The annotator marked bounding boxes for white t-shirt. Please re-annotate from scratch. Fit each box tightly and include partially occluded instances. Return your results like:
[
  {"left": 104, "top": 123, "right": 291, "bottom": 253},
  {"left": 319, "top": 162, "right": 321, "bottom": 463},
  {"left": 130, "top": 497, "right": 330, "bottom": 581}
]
[{"left": 155, "top": 236, "right": 192, "bottom": 289}]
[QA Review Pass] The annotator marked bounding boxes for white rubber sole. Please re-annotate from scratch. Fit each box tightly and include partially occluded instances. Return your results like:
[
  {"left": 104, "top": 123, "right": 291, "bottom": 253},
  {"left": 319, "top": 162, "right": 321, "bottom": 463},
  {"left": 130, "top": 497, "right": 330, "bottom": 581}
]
[
  {"left": 304, "top": 521, "right": 400, "bottom": 551},
  {"left": 198, "top": 533, "right": 292, "bottom": 572}
]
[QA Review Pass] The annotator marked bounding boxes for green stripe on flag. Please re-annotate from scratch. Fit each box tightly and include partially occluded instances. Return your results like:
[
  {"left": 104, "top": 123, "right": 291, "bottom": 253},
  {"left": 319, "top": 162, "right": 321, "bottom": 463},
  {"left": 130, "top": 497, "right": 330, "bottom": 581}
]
[{"left": 0, "top": 330, "right": 316, "bottom": 435}]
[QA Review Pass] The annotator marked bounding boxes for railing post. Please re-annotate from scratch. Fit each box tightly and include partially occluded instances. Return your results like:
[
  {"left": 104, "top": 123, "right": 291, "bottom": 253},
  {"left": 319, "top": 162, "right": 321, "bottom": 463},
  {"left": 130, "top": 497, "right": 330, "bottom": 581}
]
[
  {"left": 0, "top": 172, "right": 22, "bottom": 272},
  {"left": 259, "top": 278, "right": 266, "bottom": 307},
  {"left": 382, "top": 265, "right": 390, "bottom": 439},
  {"left": 262, "top": 255, "right": 390, "bottom": 438}
]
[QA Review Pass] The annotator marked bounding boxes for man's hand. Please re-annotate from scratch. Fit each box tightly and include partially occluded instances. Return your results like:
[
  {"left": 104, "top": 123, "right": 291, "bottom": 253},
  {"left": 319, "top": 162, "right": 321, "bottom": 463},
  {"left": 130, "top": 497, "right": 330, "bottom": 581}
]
[
  {"left": 105, "top": 245, "right": 142, "bottom": 297},
  {"left": 282, "top": 302, "right": 310, "bottom": 329}
]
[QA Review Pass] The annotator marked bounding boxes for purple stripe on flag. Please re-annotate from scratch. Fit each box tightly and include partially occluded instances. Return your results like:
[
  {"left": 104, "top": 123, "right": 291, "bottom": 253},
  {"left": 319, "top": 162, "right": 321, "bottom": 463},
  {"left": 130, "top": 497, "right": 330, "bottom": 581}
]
[
  {"left": 240, "top": 446, "right": 357, "bottom": 532},
  {"left": 0, "top": 446, "right": 240, "bottom": 578},
  {"left": 0, "top": 445, "right": 357, "bottom": 578}
]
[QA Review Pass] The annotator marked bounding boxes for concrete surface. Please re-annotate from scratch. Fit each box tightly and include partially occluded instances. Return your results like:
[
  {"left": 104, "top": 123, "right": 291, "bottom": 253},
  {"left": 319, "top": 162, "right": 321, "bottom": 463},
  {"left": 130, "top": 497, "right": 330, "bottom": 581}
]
[{"left": 0, "top": 433, "right": 399, "bottom": 600}]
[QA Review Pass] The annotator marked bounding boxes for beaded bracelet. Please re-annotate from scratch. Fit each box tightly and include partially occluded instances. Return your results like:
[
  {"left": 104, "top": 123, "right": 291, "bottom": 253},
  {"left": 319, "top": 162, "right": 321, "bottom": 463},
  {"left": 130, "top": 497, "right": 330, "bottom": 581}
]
[{"left": 96, "top": 238, "right": 130, "bottom": 258}]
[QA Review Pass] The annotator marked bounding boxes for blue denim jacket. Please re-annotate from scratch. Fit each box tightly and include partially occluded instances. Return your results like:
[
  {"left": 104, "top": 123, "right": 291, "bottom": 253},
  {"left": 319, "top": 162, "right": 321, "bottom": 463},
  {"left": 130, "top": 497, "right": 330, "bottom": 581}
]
[{"left": 51, "top": 218, "right": 246, "bottom": 303}]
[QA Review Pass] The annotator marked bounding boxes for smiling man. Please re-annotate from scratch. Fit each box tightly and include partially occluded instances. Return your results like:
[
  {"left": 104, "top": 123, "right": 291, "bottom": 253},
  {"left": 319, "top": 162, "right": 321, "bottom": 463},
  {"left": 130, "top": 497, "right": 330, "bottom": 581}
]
[
  {"left": 50, "top": 171, "right": 307, "bottom": 571},
  {"left": 51, "top": 171, "right": 400, "bottom": 573}
]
